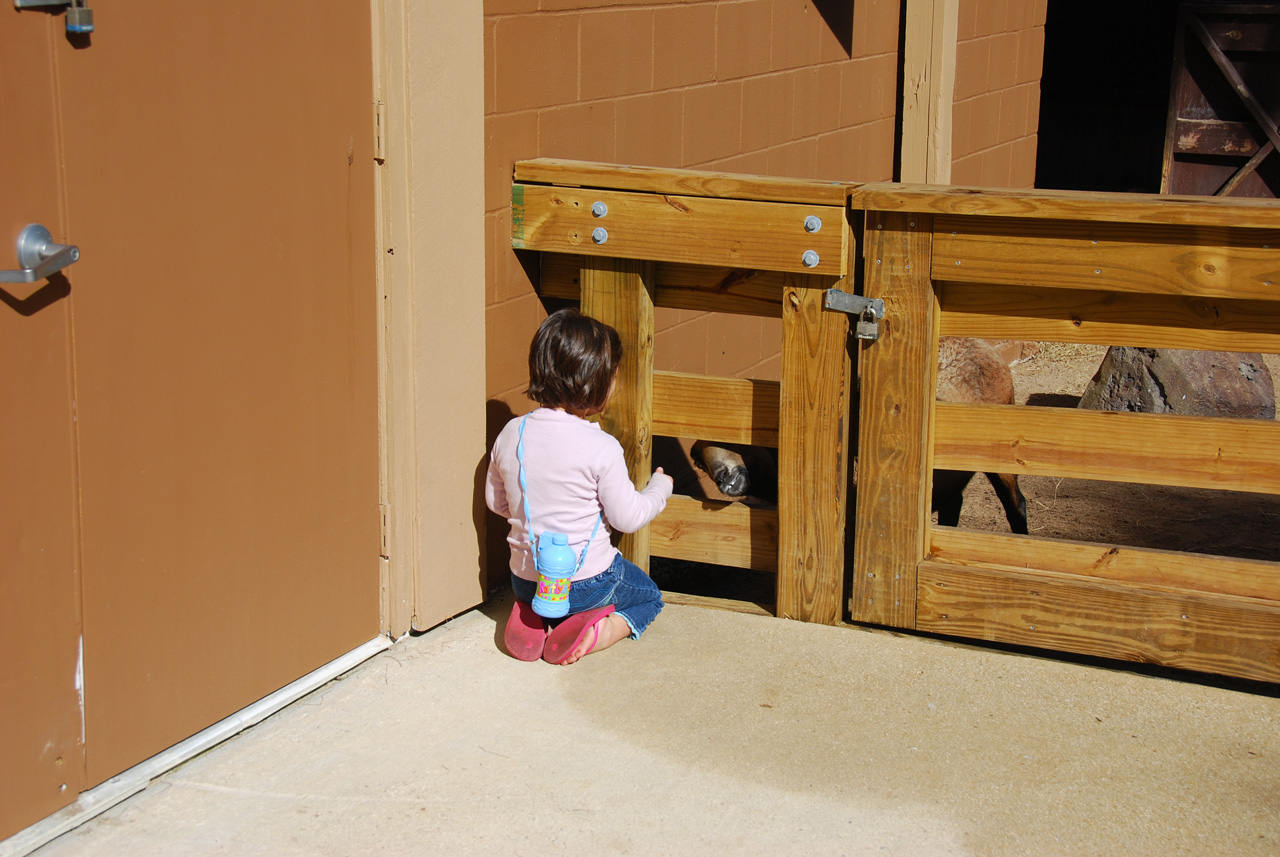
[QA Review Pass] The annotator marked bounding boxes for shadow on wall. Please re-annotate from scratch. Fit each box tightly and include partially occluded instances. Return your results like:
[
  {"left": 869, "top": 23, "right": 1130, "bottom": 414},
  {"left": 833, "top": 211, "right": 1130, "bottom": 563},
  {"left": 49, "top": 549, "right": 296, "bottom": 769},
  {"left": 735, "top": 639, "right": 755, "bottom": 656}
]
[
  {"left": 814, "top": 0, "right": 854, "bottom": 57},
  {"left": 482, "top": 398, "right": 518, "bottom": 595}
]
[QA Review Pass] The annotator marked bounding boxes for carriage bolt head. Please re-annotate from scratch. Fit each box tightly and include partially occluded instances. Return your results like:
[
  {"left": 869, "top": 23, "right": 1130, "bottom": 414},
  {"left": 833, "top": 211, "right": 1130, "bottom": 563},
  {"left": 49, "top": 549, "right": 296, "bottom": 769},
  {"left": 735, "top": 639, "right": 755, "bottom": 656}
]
[
  {"left": 801, "top": 250, "right": 820, "bottom": 268},
  {"left": 804, "top": 215, "right": 822, "bottom": 233},
  {"left": 592, "top": 227, "right": 609, "bottom": 244},
  {"left": 592, "top": 201, "right": 608, "bottom": 218}
]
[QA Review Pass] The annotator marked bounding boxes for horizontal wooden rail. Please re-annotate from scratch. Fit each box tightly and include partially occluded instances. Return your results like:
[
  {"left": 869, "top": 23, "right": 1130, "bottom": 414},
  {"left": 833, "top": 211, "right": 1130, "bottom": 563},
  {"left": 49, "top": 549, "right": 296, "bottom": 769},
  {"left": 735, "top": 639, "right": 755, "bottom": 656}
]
[
  {"left": 916, "top": 559, "right": 1280, "bottom": 684},
  {"left": 851, "top": 183, "right": 1280, "bottom": 230},
  {"left": 930, "top": 216, "right": 1280, "bottom": 300},
  {"left": 649, "top": 494, "right": 779, "bottom": 572},
  {"left": 930, "top": 528, "right": 1280, "bottom": 603},
  {"left": 938, "top": 283, "right": 1280, "bottom": 352},
  {"left": 540, "top": 253, "right": 787, "bottom": 317},
  {"left": 652, "top": 371, "right": 780, "bottom": 447},
  {"left": 515, "top": 158, "right": 852, "bottom": 206},
  {"left": 513, "top": 183, "right": 846, "bottom": 275},
  {"left": 933, "top": 403, "right": 1280, "bottom": 494}
]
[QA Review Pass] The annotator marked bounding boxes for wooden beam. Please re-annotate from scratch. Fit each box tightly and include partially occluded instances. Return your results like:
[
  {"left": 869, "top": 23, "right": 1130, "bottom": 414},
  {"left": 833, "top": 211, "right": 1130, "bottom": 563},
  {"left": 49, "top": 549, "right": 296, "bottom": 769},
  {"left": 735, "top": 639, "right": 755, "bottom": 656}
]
[
  {"left": 900, "top": 0, "right": 958, "bottom": 184},
  {"left": 649, "top": 494, "right": 779, "bottom": 572},
  {"left": 850, "top": 183, "right": 1280, "bottom": 230},
  {"left": 777, "top": 269, "right": 853, "bottom": 625},
  {"left": 934, "top": 403, "right": 1280, "bottom": 494},
  {"left": 512, "top": 183, "right": 846, "bottom": 276},
  {"left": 851, "top": 212, "right": 936, "bottom": 628},
  {"left": 929, "top": 528, "right": 1280, "bottom": 604},
  {"left": 652, "top": 371, "right": 780, "bottom": 447},
  {"left": 938, "top": 283, "right": 1280, "bottom": 352},
  {"left": 581, "top": 256, "right": 656, "bottom": 572},
  {"left": 514, "top": 158, "right": 852, "bottom": 206},
  {"left": 916, "top": 559, "right": 1280, "bottom": 684},
  {"left": 1172, "top": 118, "right": 1264, "bottom": 156},
  {"left": 932, "top": 216, "right": 1280, "bottom": 301},
  {"left": 539, "top": 253, "right": 786, "bottom": 317},
  {"left": 659, "top": 590, "right": 775, "bottom": 617}
]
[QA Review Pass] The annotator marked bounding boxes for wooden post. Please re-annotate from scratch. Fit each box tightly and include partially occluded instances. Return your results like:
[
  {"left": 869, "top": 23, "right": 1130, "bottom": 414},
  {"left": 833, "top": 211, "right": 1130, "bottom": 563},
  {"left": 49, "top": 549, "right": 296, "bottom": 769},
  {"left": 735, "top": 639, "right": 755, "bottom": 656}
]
[
  {"left": 580, "top": 256, "right": 656, "bottom": 571},
  {"left": 777, "top": 272, "right": 852, "bottom": 624},
  {"left": 901, "top": 0, "right": 958, "bottom": 184},
  {"left": 849, "top": 211, "right": 936, "bottom": 628}
]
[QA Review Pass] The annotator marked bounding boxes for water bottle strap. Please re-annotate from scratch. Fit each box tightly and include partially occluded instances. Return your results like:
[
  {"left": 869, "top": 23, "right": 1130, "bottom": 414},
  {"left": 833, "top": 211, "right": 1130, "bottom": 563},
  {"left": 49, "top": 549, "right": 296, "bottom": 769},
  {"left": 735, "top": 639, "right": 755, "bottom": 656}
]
[{"left": 517, "top": 414, "right": 602, "bottom": 576}]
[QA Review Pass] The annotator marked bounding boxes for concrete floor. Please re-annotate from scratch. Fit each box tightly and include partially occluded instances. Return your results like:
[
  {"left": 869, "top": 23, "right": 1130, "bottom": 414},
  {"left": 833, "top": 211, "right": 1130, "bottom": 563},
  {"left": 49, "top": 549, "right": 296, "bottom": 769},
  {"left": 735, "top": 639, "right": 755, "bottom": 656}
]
[{"left": 28, "top": 592, "right": 1280, "bottom": 856}]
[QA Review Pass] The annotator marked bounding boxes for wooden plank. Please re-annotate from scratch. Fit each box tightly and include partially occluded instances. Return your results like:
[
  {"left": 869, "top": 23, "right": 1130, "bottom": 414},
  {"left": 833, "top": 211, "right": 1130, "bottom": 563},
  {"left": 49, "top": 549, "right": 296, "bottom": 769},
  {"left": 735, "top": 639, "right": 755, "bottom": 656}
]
[
  {"left": 851, "top": 212, "right": 936, "bottom": 628},
  {"left": 1172, "top": 118, "right": 1263, "bottom": 156},
  {"left": 777, "top": 270, "right": 853, "bottom": 625},
  {"left": 938, "top": 283, "right": 1280, "bottom": 352},
  {"left": 514, "top": 158, "right": 852, "bottom": 206},
  {"left": 649, "top": 494, "right": 779, "bottom": 572},
  {"left": 850, "top": 182, "right": 1280, "bottom": 230},
  {"left": 929, "top": 528, "right": 1280, "bottom": 603},
  {"left": 916, "top": 559, "right": 1280, "bottom": 684},
  {"left": 932, "top": 216, "right": 1280, "bottom": 301},
  {"left": 659, "top": 590, "right": 775, "bottom": 617},
  {"left": 512, "top": 183, "right": 846, "bottom": 276},
  {"left": 934, "top": 402, "right": 1280, "bottom": 494},
  {"left": 540, "top": 253, "right": 786, "bottom": 317},
  {"left": 581, "top": 256, "right": 656, "bottom": 572},
  {"left": 652, "top": 371, "right": 780, "bottom": 447}
]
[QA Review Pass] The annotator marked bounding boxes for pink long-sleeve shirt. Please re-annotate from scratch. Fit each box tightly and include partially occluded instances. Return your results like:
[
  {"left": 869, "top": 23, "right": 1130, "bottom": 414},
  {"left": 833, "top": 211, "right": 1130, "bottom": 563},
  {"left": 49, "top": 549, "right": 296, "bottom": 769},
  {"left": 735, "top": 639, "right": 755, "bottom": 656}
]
[{"left": 485, "top": 408, "right": 673, "bottom": 582}]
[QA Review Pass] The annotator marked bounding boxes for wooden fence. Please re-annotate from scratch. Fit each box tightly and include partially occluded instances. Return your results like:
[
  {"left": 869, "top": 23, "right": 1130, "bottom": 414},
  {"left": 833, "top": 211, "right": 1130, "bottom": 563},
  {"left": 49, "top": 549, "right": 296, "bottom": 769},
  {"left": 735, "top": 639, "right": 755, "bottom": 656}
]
[{"left": 512, "top": 158, "right": 1280, "bottom": 683}]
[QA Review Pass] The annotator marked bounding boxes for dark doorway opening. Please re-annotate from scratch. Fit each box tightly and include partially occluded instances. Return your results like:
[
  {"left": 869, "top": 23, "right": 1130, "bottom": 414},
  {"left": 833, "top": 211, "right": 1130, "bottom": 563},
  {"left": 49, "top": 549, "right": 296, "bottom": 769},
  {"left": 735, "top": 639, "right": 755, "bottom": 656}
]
[{"left": 1035, "top": 1, "right": 1179, "bottom": 193}]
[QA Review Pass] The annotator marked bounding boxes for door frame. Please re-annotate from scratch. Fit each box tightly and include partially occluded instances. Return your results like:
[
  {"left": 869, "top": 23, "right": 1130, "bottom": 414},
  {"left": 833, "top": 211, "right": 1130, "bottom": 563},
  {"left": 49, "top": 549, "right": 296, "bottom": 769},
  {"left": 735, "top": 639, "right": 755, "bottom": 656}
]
[{"left": 372, "top": 0, "right": 488, "bottom": 636}]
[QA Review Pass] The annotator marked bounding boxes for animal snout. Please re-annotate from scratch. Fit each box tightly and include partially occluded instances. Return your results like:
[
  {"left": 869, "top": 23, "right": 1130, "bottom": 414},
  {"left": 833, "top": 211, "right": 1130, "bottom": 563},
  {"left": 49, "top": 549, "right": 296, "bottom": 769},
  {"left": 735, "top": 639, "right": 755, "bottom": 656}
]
[{"left": 711, "top": 463, "right": 751, "bottom": 497}]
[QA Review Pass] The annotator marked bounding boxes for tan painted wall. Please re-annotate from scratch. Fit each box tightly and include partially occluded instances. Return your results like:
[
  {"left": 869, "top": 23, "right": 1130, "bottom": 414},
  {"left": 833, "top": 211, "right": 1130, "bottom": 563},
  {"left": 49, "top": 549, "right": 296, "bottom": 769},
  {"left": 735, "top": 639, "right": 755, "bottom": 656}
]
[{"left": 951, "top": 0, "right": 1045, "bottom": 186}]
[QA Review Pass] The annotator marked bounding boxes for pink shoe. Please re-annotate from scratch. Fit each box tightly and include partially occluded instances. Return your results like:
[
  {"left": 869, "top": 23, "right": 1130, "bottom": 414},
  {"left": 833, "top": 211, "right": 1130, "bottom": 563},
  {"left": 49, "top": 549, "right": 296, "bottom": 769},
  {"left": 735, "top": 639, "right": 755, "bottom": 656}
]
[
  {"left": 542, "top": 605, "right": 616, "bottom": 665},
  {"left": 504, "top": 600, "right": 548, "bottom": 661}
]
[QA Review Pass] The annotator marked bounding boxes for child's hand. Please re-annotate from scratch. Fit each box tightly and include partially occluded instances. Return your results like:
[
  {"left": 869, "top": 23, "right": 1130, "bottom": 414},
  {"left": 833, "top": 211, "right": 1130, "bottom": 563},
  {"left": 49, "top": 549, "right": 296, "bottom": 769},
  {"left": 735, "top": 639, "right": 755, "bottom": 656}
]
[{"left": 647, "top": 467, "right": 674, "bottom": 499}]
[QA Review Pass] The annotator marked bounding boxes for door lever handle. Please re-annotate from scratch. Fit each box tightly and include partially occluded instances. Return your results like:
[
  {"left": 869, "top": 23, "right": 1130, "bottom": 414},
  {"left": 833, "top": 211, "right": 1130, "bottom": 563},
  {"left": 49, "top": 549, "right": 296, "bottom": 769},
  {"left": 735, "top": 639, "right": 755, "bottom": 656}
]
[{"left": 0, "top": 224, "right": 81, "bottom": 284}]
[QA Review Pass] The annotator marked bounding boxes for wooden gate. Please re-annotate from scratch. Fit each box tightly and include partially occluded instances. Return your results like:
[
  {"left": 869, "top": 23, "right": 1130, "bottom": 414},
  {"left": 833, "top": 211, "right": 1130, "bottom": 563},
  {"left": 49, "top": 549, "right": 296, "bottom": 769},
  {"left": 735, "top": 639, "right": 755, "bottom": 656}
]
[
  {"left": 512, "top": 159, "right": 855, "bottom": 624},
  {"left": 512, "top": 159, "right": 1280, "bottom": 684},
  {"left": 850, "top": 183, "right": 1280, "bottom": 684}
]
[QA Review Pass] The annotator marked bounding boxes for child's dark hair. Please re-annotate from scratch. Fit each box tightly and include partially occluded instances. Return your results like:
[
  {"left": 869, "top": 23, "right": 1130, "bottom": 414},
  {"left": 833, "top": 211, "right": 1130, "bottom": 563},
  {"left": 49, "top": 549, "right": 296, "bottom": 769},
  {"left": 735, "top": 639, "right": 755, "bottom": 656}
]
[{"left": 526, "top": 308, "right": 622, "bottom": 412}]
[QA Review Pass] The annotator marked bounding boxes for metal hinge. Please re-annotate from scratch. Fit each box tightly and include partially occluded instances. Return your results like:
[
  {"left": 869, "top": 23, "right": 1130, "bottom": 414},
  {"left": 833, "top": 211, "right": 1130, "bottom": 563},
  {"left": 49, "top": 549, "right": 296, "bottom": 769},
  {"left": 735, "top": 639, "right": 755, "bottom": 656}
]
[
  {"left": 823, "top": 290, "right": 885, "bottom": 341},
  {"left": 374, "top": 101, "right": 386, "bottom": 163},
  {"left": 380, "top": 503, "right": 390, "bottom": 559}
]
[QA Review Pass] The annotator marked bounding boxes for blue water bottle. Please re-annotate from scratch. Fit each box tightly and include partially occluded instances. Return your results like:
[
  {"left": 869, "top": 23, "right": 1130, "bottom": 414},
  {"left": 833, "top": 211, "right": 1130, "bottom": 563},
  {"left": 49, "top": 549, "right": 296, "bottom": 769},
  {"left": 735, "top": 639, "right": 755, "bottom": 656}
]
[{"left": 532, "top": 533, "right": 575, "bottom": 619}]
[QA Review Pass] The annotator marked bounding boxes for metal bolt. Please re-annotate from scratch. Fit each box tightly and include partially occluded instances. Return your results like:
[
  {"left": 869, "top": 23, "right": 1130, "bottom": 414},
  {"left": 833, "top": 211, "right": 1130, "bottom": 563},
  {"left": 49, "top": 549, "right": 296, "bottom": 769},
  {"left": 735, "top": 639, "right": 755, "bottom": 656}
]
[
  {"left": 804, "top": 215, "right": 822, "bottom": 233},
  {"left": 592, "top": 201, "right": 608, "bottom": 218},
  {"left": 592, "top": 227, "right": 608, "bottom": 244},
  {"left": 1095, "top": 269, "right": 1102, "bottom": 274},
  {"left": 802, "top": 250, "right": 820, "bottom": 268}
]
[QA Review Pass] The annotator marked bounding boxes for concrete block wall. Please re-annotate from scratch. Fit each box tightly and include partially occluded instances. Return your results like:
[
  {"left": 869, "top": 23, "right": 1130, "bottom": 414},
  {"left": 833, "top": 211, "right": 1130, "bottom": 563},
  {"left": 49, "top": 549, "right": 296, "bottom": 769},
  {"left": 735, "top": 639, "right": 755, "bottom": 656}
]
[{"left": 951, "top": 0, "right": 1046, "bottom": 186}]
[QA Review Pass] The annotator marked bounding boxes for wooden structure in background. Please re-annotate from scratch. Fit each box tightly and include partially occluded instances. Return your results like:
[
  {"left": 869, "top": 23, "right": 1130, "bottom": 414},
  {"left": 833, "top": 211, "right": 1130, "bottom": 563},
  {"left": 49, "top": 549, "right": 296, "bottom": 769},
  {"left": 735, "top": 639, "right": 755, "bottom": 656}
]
[
  {"left": 514, "top": 159, "right": 854, "bottom": 624},
  {"left": 513, "top": 158, "right": 1280, "bottom": 683},
  {"left": 1162, "top": 2, "right": 1280, "bottom": 197}
]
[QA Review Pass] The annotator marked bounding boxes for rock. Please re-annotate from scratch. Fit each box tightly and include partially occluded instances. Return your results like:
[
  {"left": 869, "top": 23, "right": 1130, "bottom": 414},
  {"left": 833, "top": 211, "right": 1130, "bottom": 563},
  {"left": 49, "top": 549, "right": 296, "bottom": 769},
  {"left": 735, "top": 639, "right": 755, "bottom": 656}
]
[{"left": 1078, "top": 346, "right": 1275, "bottom": 419}]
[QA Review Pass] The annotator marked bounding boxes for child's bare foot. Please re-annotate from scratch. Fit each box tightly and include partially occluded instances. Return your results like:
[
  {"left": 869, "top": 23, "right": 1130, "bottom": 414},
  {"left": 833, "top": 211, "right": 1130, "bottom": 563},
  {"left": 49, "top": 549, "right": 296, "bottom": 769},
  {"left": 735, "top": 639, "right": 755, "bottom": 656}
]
[{"left": 559, "top": 613, "right": 629, "bottom": 665}]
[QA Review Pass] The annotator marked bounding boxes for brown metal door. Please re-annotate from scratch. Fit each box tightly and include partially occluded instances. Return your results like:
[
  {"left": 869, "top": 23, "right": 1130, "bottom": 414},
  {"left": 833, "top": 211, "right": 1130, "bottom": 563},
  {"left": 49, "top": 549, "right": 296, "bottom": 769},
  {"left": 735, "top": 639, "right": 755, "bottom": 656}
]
[
  {"left": 0, "top": 11, "right": 86, "bottom": 837},
  {"left": 2, "top": 3, "right": 380, "bottom": 836}
]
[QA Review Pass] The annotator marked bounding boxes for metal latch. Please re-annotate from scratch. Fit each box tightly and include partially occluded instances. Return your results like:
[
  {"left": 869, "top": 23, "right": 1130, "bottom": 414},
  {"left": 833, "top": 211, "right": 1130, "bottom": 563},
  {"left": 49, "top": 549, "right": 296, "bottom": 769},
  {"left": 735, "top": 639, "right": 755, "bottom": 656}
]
[{"left": 823, "top": 290, "right": 885, "bottom": 341}]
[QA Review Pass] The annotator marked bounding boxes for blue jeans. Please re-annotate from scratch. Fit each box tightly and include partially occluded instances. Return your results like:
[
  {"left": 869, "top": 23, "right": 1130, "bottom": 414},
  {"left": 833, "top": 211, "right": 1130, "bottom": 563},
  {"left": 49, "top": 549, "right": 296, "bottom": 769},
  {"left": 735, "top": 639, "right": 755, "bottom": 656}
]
[{"left": 511, "top": 552, "right": 663, "bottom": 639}]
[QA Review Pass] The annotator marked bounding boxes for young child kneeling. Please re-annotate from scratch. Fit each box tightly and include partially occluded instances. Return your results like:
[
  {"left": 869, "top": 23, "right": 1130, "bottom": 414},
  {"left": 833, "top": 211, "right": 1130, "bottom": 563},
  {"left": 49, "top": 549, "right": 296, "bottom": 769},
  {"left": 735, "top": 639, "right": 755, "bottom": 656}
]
[{"left": 485, "top": 308, "right": 672, "bottom": 664}]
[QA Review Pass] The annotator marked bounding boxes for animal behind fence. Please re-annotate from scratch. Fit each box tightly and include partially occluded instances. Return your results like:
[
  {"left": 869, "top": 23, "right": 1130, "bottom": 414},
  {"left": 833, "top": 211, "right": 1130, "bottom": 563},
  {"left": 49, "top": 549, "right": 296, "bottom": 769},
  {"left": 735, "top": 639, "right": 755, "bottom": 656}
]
[{"left": 680, "top": 336, "right": 1028, "bottom": 533}]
